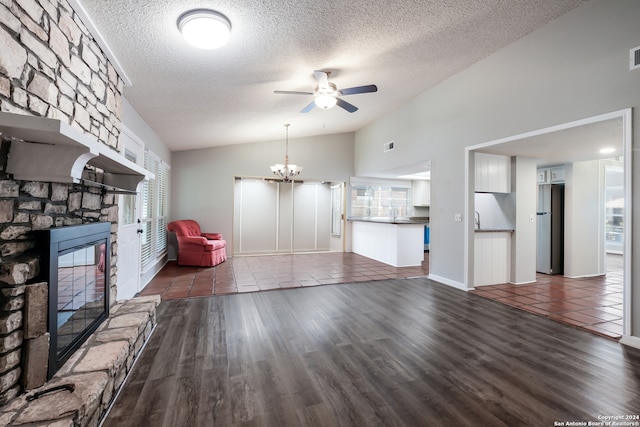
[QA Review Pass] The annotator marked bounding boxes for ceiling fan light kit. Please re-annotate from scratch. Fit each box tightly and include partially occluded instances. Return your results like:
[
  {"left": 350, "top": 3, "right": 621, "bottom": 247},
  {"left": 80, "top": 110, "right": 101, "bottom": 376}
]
[
  {"left": 315, "top": 94, "right": 337, "bottom": 109},
  {"left": 178, "top": 9, "right": 231, "bottom": 49},
  {"left": 274, "top": 70, "right": 378, "bottom": 113}
]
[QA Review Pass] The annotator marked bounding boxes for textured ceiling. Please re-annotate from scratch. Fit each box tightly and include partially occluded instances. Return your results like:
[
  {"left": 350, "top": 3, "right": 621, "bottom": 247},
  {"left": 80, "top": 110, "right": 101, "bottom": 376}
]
[
  {"left": 478, "top": 117, "right": 624, "bottom": 167},
  {"left": 76, "top": 0, "right": 585, "bottom": 151}
]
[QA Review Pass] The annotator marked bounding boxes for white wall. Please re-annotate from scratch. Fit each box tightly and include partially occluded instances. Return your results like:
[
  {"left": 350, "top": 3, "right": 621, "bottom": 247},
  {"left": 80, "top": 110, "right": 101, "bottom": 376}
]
[
  {"left": 121, "top": 98, "right": 171, "bottom": 164},
  {"left": 564, "top": 160, "right": 606, "bottom": 277},
  {"left": 353, "top": 0, "right": 640, "bottom": 337},
  {"left": 511, "top": 157, "right": 538, "bottom": 284},
  {"left": 170, "top": 132, "right": 355, "bottom": 256}
]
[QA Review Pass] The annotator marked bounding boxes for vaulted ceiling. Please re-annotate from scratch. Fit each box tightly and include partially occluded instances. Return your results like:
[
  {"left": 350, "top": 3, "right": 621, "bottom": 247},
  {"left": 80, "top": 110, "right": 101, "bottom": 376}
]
[{"left": 75, "top": 0, "right": 585, "bottom": 151}]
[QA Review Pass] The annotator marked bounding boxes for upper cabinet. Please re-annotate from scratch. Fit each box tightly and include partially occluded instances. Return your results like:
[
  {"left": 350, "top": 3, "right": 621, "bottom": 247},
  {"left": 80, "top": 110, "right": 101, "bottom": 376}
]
[
  {"left": 537, "top": 165, "right": 565, "bottom": 184},
  {"left": 412, "top": 180, "right": 431, "bottom": 206},
  {"left": 549, "top": 166, "right": 565, "bottom": 183},
  {"left": 475, "top": 153, "right": 511, "bottom": 193}
]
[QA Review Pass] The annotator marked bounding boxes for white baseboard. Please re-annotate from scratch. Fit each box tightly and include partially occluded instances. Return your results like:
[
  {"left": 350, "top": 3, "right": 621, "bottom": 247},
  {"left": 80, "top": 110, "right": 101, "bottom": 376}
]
[
  {"left": 509, "top": 280, "right": 537, "bottom": 285},
  {"left": 563, "top": 273, "right": 606, "bottom": 279},
  {"left": 619, "top": 334, "right": 640, "bottom": 350},
  {"left": 428, "top": 274, "right": 469, "bottom": 292}
]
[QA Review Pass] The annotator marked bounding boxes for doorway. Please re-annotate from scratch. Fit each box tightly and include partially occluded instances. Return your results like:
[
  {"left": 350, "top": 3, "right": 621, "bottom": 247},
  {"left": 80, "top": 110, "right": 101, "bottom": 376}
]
[
  {"left": 465, "top": 109, "right": 632, "bottom": 338},
  {"left": 116, "top": 127, "right": 144, "bottom": 300}
]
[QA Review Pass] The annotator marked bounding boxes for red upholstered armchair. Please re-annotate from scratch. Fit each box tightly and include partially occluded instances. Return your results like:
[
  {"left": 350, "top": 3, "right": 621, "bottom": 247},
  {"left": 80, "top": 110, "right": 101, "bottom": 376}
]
[{"left": 167, "top": 220, "right": 227, "bottom": 267}]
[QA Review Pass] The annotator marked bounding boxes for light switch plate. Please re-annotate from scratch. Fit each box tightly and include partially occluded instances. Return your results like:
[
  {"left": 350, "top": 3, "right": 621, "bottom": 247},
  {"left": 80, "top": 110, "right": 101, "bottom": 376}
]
[{"left": 454, "top": 213, "right": 462, "bottom": 222}]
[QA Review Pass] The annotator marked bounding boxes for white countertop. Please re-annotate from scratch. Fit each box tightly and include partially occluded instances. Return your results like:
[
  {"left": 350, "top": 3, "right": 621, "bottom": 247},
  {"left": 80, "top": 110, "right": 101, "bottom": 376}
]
[{"left": 349, "top": 217, "right": 429, "bottom": 225}]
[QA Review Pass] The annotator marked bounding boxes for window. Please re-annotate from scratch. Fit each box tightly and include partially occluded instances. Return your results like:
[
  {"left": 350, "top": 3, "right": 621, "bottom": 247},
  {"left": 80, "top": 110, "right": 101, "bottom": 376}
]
[
  {"left": 155, "top": 162, "right": 168, "bottom": 256},
  {"left": 141, "top": 151, "right": 169, "bottom": 269},
  {"left": 349, "top": 184, "right": 409, "bottom": 218}
]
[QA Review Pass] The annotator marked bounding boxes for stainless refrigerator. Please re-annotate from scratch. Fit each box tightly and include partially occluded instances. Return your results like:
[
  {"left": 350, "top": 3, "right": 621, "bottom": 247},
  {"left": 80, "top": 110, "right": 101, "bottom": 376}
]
[{"left": 536, "top": 184, "right": 564, "bottom": 274}]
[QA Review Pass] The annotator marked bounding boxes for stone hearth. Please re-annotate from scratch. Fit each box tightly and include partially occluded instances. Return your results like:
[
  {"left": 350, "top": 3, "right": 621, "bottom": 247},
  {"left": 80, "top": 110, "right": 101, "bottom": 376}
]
[{"left": 0, "top": 294, "right": 159, "bottom": 426}]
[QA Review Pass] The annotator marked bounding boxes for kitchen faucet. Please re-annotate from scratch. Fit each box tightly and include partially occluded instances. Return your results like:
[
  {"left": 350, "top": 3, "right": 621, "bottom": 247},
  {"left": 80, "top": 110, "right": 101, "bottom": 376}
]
[{"left": 474, "top": 211, "right": 480, "bottom": 229}]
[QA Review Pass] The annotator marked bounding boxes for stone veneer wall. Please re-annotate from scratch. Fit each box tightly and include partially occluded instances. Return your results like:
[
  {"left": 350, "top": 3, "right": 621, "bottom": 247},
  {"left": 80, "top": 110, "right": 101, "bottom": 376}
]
[{"left": 0, "top": 0, "right": 125, "bottom": 405}]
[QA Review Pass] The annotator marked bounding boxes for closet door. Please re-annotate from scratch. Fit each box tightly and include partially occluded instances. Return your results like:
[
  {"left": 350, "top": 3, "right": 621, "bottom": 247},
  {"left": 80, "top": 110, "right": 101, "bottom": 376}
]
[
  {"left": 316, "top": 184, "right": 331, "bottom": 249},
  {"left": 293, "top": 183, "right": 318, "bottom": 252},
  {"left": 234, "top": 179, "right": 333, "bottom": 255},
  {"left": 237, "top": 179, "right": 278, "bottom": 254},
  {"left": 277, "top": 182, "right": 293, "bottom": 253},
  {"left": 293, "top": 182, "right": 331, "bottom": 252}
]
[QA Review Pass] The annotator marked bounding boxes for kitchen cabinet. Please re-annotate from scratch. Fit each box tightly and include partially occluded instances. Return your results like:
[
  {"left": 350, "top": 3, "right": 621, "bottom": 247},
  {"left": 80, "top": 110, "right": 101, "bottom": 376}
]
[
  {"left": 412, "top": 180, "right": 431, "bottom": 206},
  {"left": 351, "top": 220, "right": 424, "bottom": 267},
  {"left": 549, "top": 166, "right": 565, "bottom": 183},
  {"left": 537, "top": 166, "right": 565, "bottom": 184},
  {"left": 475, "top": 153, "right": 511, "bottom": 193},
  {"left": 474, "top": 231, "right": 511, "bottom": 286}
]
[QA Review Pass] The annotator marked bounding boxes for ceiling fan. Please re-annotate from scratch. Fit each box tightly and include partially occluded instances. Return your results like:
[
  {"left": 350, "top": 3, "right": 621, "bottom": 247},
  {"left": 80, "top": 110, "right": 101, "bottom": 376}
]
[{"left": 274, "top": 70, "right": 378, "bottom": 113}]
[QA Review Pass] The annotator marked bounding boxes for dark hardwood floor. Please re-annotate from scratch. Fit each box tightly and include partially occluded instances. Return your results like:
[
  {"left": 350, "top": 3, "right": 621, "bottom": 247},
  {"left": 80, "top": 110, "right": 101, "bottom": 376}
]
[{"left": 103, "top": 278, "right": 640, "bottom": 427}]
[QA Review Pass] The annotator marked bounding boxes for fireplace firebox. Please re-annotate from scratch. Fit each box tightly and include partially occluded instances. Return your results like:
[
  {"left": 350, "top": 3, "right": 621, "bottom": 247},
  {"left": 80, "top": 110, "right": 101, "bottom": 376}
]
[{"left": 37, "top": 222, "right": 111, "bottom": 379}]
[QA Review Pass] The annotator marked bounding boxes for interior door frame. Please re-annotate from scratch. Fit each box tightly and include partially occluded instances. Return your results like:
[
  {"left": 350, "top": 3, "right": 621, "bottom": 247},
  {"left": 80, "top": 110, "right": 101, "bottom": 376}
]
[
  {"left": 463, "top": 108, "right": 632, "bottom": 337},
  {"left": 116, "top": 125, "right": 145, "bottom": 299}
]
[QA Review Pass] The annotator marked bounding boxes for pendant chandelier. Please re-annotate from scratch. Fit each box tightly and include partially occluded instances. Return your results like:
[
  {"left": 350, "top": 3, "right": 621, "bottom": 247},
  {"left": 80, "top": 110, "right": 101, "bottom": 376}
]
[{"left": 270, "top": 124, "right": 302, "bottom": 182}]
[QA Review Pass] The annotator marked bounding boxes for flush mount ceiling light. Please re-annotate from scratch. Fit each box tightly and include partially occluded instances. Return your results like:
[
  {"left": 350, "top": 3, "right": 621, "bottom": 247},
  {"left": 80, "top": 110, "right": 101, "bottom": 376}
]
[{"left": 177, "top": 9, "right": 231, "bottom": 49}]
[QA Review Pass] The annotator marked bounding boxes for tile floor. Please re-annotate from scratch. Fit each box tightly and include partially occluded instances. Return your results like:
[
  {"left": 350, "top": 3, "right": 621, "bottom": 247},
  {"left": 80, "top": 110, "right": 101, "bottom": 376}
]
[
  {"left": 139, "top": 252, "right": 429, "bottom": 300},
  {"left": 471, "top": 254, "right": 624, "bottom": 340},
  {"left": 138, "top": 251, "right": 624, "bottom": 341}
]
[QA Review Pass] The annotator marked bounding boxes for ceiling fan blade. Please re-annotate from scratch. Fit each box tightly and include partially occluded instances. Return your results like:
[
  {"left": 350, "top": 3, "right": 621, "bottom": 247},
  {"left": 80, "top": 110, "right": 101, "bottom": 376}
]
[
  {"left": 314, "top": 70, "right": 329, "bottom": 88},
  {"left": 301, "top": 101, "right": 316, "bottom": 113},
  {"left": 336, "top": 98, "right": 358, "bottom": 113},
  {"left": 339, "top": 84, "right": 378, "bottom": 96},
  {"left": 274, "top": 90, "right": 314, "bottom": 95}
]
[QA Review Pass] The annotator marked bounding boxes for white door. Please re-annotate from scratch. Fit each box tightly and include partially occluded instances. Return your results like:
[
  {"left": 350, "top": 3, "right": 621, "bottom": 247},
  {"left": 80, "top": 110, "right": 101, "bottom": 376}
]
[{"left": 116, "top": 129, "right": 144, "bottom": 300}]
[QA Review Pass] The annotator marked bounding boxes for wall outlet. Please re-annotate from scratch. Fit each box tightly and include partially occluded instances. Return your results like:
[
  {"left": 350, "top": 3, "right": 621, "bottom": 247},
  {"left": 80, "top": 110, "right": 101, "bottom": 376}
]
[
  {"left": 454, "top": 213, "right": 462, "bottom": 222},
  {"left": 530, "top": 214, "right": 535, "bottom": 223}
]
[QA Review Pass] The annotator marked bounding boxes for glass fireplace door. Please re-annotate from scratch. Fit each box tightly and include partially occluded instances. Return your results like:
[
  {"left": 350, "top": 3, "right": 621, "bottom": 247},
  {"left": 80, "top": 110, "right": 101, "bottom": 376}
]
[
  {"left": 38, "top": 222, "right": 111, "bottom": 379},
  {"left": 55, "top": 241, "right": 107, "bottom": 359}
]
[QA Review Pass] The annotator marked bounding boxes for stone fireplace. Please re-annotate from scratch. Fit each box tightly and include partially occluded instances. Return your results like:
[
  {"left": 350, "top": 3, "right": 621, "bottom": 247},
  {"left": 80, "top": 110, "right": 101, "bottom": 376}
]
[
  {"left": 36, "top": 221, "right": 112, "bottom": 380},
  {"left": 0, "top": 170, "right": 121, "bottom": 404},
  {"left": 0, "top": 0, "right": 148, "bottom": 411}
]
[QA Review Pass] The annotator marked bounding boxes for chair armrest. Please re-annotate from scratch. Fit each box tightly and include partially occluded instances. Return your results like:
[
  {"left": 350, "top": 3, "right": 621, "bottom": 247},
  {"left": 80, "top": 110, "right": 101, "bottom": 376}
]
[
  {"left": 202, "top": 233, "right": 223, "bottom": 240},
  {"left": 182, "top": 236, "right": 208, "bottom": 245}
]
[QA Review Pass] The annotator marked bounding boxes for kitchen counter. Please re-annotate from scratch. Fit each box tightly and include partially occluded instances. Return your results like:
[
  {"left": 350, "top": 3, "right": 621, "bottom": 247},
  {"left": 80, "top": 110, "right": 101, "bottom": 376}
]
[
  {"left": 474, "top": 228, "right": 514, "bottom": 233},
  {"left": 351, "top": 220, "right": 426, "bottom": 267},
  {"left": 349, "top": 217, "right": 429, "bottom": 224}
]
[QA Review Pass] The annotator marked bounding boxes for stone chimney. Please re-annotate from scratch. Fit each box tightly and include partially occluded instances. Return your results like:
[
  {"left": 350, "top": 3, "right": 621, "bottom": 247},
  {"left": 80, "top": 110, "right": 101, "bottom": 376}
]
[{"left": 0, "top": 0, "right": 125, "bottom": 405}]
